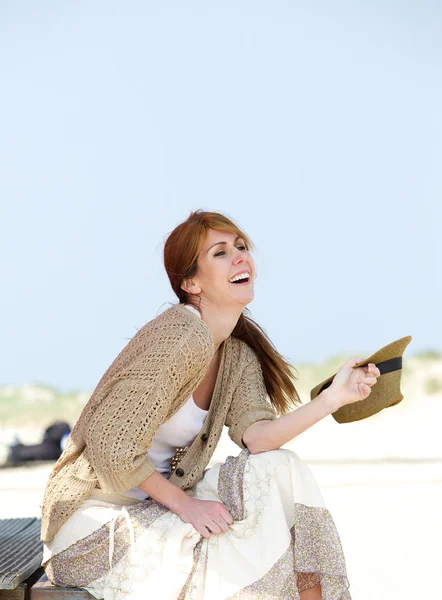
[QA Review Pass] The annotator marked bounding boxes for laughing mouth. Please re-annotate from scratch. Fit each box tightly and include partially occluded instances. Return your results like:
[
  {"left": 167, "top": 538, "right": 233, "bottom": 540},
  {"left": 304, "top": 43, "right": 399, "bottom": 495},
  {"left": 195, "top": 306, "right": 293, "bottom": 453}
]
[
  {"left": 230, "top": 278, "right": 250, "bottom": 284},
  {"left": 229, "top": 270, "right": 251, "bottom": 284}
]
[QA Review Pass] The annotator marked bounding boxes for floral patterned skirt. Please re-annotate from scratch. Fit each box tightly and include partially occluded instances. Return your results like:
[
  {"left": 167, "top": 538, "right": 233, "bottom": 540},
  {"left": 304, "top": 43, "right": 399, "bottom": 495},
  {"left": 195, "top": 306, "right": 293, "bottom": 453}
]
[{"left": 45, "top": 449, "right": 351, "bottom": 599}]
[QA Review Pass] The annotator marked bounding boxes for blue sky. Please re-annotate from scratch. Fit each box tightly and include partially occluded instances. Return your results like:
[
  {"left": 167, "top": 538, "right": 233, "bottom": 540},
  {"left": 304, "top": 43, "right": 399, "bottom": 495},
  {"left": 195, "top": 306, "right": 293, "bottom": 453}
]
[{"left": 1, "top": 1, "right": 441, "bottom": 391}]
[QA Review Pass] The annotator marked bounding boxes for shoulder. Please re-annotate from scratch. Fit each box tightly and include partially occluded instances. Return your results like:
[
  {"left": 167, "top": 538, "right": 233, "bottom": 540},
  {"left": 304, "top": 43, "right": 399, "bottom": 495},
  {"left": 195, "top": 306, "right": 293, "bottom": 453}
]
[
  {"left": 230, "top": 336, "right": 261, "bottom": 371},
  {"left": 89, "top": 304, "right": 215, "bottom": 398},
  {"left": 108, "top": 304, "right": 214, "bottom": 381},
  {"left": 132, "top": 303, "right": 213, "bottom": 354}
]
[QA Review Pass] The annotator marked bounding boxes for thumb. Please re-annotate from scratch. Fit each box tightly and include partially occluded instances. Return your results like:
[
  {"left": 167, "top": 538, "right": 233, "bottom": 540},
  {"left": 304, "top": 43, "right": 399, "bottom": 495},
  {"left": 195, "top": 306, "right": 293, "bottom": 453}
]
[{"left": 346, "top": 357, "right": 363, "bottom": 369}]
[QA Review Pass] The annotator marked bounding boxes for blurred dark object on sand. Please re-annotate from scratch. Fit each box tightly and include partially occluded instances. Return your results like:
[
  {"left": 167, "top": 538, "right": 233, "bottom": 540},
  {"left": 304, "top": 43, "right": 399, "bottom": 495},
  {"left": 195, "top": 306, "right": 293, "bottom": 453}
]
[{"left": 6, "top": 421, "right": 71, "bottom": 466}]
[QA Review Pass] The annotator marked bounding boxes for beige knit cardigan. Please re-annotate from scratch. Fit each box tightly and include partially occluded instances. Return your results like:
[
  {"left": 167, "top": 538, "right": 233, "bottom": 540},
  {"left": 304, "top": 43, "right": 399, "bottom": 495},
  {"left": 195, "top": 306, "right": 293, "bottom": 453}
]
[{"left": 41, "top": 303, "right": 277, "bottom": 542}]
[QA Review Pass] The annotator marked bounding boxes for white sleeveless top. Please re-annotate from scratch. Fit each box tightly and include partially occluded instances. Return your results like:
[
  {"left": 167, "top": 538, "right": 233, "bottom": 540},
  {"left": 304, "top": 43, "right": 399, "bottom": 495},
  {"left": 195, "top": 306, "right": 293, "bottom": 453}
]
[{"left": 121, "top": 304, "right": 207, "bottom": 500}]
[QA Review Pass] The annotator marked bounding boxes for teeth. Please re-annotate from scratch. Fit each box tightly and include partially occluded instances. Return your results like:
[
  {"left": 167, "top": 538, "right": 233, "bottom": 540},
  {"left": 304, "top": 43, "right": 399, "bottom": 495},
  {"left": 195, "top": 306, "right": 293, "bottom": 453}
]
[{"left": 229, "top": 272, "right": 250, "bottom": 283}]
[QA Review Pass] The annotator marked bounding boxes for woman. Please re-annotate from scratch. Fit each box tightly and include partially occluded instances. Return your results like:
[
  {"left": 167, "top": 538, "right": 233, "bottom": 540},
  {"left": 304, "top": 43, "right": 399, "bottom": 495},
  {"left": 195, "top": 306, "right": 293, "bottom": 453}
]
[{"left": 41, "top": 210, "right": 380, "bottom": 599}]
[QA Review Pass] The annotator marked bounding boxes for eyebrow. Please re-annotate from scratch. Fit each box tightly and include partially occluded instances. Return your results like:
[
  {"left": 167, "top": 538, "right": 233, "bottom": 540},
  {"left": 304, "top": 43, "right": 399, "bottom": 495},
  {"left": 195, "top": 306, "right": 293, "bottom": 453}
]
[{"left": 206, "top": 235, "right": 242, "bottom": 253}]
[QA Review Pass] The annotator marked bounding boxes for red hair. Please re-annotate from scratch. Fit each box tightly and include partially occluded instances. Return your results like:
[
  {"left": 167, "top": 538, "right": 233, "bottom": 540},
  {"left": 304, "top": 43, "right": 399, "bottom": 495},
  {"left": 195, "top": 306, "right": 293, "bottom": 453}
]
[{"left": 163, "top": 210, "right": 301, "bottom": 414}]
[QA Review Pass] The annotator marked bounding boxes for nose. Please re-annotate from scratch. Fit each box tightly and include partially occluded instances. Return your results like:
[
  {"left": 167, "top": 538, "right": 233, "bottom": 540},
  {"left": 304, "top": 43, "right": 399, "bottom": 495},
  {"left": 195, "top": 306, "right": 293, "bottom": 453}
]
[{"left": 232, "top": 248, "right": 246, "bottom": 265}]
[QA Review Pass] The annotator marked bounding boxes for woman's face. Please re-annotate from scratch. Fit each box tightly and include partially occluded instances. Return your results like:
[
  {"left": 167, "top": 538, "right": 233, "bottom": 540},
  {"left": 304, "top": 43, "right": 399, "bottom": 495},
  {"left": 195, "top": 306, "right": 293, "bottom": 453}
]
[{"left": 185, "top": 229, "right": 256, "bottom": 309}]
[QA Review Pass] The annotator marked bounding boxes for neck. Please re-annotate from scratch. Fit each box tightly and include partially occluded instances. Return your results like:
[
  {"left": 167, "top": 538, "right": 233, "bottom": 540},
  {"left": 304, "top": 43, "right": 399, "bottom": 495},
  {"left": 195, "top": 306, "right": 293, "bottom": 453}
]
[{"left": 196, "top": 300, "right": 244, "bottom": 350}]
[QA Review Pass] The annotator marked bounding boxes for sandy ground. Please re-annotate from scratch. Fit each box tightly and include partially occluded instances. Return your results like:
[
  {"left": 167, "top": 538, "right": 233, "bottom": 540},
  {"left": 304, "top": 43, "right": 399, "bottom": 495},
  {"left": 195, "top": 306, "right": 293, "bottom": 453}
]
[{"left": 1, "top": 427, "right": 441, "bottom": 600}]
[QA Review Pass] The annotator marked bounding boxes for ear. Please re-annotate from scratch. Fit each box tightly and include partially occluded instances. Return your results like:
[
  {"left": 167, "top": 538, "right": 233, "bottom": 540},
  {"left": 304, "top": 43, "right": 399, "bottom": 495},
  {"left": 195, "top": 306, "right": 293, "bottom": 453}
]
[{"left": 180, "top": 279, "right": 202, "bottom": 295}]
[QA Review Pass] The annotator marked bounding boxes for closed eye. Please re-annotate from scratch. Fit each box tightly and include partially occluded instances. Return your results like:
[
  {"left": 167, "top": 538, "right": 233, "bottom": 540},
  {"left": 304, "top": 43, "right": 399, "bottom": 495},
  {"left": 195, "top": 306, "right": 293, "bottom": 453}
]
[{"left": 214, "top": 245, "right": 247, "bottom": 257}]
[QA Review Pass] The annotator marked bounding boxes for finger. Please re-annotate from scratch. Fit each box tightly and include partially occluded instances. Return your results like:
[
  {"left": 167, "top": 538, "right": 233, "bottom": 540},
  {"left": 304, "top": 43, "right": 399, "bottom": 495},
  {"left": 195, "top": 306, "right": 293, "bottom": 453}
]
[
  {"left": 361, "top": 376, "right": 378, "bottom": 386},
  {"left": 358, "top": 382, "right": 372, "bottom": 399},
  {"left": 348, "top": 357, "right": 364, "bottom": 369},
  {"left": 199, "top": 526, "right": 211, "bottom": 539},
  {"left": 364, "top": 363, "right": 380, "bottom": 377},
  {"left": 207, "top": 521, "right": 222, "bottom": 535},
  {"left": 214, "top": 517, "right": 230, "bottom": 533},
  {"left": 220, "top": 508, "right": 234, "bottom": 525}
]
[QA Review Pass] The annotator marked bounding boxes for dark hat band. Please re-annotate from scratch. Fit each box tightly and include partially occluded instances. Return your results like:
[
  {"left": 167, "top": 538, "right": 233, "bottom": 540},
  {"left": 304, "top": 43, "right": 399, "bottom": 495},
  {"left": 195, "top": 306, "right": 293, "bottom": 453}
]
[
  {"left": 376, "top": 356, "right": 402, "bottom": 375},
  {"left": 319, "top": 356, "right": 403, "bottom": 394}
]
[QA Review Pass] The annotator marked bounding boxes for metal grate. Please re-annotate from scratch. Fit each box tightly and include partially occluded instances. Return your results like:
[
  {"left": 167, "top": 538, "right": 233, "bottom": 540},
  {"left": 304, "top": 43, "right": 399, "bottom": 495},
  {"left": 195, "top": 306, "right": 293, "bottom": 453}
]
[{"left": 0, "top": 518, "right": 43, "bottom": 590}]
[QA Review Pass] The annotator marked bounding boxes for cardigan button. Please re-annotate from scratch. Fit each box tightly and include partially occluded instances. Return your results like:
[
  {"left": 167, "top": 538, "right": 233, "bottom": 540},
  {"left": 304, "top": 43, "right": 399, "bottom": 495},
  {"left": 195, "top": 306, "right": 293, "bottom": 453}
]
[
  {"left": 201, "top": 433, "right": 208, "bottom": 441},
  {"left": 175, "top": 467, "right": 185, "bottom": 477}
]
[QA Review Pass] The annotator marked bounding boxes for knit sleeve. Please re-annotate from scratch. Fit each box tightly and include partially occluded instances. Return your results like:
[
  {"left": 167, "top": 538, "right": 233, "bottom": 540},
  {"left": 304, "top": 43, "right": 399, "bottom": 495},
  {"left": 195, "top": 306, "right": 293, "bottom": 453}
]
[
  {"left": 84, "top": 327, "right": 212, "bottom": 492},
  {"left": 225, "top": 345, "right": 277, "bottom": 449}
]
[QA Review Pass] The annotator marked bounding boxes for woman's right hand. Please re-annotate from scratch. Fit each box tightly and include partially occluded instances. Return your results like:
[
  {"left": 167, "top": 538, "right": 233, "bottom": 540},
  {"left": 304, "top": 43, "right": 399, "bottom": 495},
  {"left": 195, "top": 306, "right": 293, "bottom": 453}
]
[
  {"left": 325, "top": 358, "right": 381, "bottom": 411},
  {"left": 178, "top": 497, "right": 234, "bottom": 539}
]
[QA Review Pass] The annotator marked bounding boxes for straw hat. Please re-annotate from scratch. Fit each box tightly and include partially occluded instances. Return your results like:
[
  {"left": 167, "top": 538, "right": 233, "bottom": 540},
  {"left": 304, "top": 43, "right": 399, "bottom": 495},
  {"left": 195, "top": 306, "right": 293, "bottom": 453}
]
[{"left": 310, "top": 336, "right": 412, "bottom": 424}]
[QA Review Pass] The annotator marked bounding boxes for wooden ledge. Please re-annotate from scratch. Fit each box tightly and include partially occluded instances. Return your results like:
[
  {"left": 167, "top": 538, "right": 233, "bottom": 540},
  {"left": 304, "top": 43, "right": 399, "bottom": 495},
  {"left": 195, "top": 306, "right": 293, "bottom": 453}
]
[{"left": 30, "top": 574, "right": 94, "bottom": 600}]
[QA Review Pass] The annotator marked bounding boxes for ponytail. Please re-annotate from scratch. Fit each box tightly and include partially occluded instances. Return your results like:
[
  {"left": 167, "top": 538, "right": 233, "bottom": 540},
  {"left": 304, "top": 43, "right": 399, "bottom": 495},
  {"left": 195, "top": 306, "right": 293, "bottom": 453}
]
[{"left": 232, "top": 310, "right": 301, "bottom": 415}]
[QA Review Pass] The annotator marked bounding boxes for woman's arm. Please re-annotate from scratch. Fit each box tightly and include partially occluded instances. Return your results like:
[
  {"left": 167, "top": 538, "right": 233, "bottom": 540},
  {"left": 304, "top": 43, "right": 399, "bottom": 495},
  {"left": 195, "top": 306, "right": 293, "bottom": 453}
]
[
  {"left": 243, "top": 357, "right": 381, "bottom": 454},
  {"left": 83, "top": 325, "right": 212, "bottom": 493},
  {"left": 138, "top": 470, "right": 233, "bottom": 539},
  {"left": 138, "top": 470, "right": 190, "bottom": 513},
  {"left": 242, "top": 389, "right": 337, "bottom": 454}
]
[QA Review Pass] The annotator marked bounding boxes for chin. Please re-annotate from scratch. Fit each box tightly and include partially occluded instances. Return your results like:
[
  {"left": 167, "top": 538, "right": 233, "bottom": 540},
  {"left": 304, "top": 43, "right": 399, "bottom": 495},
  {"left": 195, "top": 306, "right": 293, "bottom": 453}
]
[{"left": 239, "top": 292, "right": 255, "bottom": 306}]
